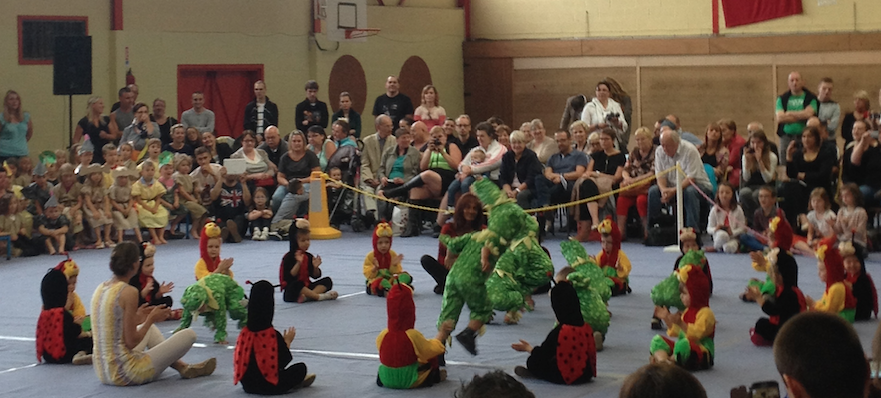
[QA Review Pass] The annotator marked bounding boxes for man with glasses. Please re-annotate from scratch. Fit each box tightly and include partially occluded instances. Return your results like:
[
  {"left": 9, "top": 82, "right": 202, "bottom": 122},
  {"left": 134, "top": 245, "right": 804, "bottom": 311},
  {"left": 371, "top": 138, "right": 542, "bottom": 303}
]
[
  {"left": 456, "top": 115, "right": 478, "bottom": 153},
  {"left": 257, "top": 126, "right": 287, "bottom": 167}
]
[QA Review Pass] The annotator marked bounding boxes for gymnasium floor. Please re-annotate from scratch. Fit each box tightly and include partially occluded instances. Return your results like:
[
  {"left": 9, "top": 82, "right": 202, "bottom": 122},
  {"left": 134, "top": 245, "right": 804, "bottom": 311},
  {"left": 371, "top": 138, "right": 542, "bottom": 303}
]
[{"left": 1, "top": 230, "right": 878, "bottom": 397}]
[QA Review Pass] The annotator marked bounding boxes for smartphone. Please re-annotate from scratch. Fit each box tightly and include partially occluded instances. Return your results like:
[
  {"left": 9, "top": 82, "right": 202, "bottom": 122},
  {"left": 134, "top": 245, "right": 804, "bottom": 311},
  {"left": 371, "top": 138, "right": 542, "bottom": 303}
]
[{"left": 750, "top": 381, "right": 780, "bottom": 398}]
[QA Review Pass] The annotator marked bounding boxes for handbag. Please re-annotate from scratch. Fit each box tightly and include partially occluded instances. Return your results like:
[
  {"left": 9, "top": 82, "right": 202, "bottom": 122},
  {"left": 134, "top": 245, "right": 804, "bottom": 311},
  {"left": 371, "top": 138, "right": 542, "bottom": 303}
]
[{"left": 620, "top": 178, "right": 651, "bottom": 197}]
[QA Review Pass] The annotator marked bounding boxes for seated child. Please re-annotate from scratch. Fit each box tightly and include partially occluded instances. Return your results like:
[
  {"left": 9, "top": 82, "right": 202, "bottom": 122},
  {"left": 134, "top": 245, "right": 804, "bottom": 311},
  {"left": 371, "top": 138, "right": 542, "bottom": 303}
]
[
  {"left": 446, "top": 147, "right": 489, "bottom": 210},
  {"left": 376, "top": 279, "right": 448, "bottom": 389},
  {"left": 118, "top": 142, "right": 136, "bottom": 170},
  {"left": 0, "top": 193, "right": 37, "bottom": 257},
  {"left": 155, "top": 153, "right": 187, "bottom": 237},
  {"left": 706, "top": 182, "right": 746, "bottom": 253},
  {"left": 79, "top": 164, "right": 113, "bottom": 248},
  {"left": 9, "top": 157, "right": 33, "bottom": 187},
  {"left": 740, "top": 186, "right": 783, "bottom": 251},
  {"left": 744, "top": 244, "right": 805, "bottom": 346},
  {"left": 840, "top": 240, "right": 877, "bottom": 321},
  {"left": 512, "top": 281, "right": 596, "bottom": 385},
  {"left": 742, "top": 216, "right": 796, "bottom": 303},
  {"left": 129, "top": 242, "right": 176, "bottom": 309},
  {"left": 35, "top": 196, "right": 72, "bottom": 255},
  {"left": 46, "top": 150, "right": 64, "bottom": 185},
  {"left": 836, "top": 183, "right": 868, "bottom": 248},
  {"left": 596, "top": 217, "right": 631, "bottom": 296},
  {"left": 37, "top": 269, "right": 92, "bottom": 364},
  {"left": 651, "top": 228, "right": 711, "bottom": 330},
  {"left": 195, "top": 222, "right": 234, "bottom": 281},
  {"left": 73, "top": 140, "right": 94, "bottom": 180},
  {"left": 806, "top": 237, "right": 857, "bottom": 323},
  {"left": 132, "top": 160, "right": 169, "bottom": 245},
  {"left": 558, "top": 238, "right": 611, "bottom": 351},
  {"left": 794, "top": 187, "right": 836, "bottom": 256},
  {"left": 279, "top": 219, "right": 337, "bottom": 303},
  {"left": 54, "top": 258, "right": 87, "bottom": 324},
  {"left": 100, "top": 143, "right": 119, "bottom": 187},
  {"left": 137, "top": 138, "right": 162, "bottom": 179},
  {"left": 325, "top": 167, "right": 349, "bottom": 229},
  {"left": 650, "top": 263, "right": 715, "bottom": 371},
  {"left": 172, "top": 153, "right": 207, "bottom": 239},
  {"left": 364, "top": 222, "right": 407, "bottom": 297},
  {"left": 52, "top": 163, "right": 84, "bottom": 247},
  {"left": 22, "top": 160, "right": 53, "bottom": 216},
  {"left": 234, "top": 280, "right": 315, "bottom": 394},
  {"left": 210, "top": 167, "right": 251, "bottom": 243},
  {"left": 247, "top": 187, "right": 273, "bottom": 241},
  {"left": 108, "top": 167, "right": 142, "bottom": 244}
]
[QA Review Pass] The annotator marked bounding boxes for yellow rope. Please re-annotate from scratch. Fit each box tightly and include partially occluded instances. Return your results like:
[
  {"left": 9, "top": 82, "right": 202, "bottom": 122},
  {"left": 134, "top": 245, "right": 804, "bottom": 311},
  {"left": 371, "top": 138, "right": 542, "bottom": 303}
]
[{"left": 321, "top": 164, "right": 685, "bottom": 214}]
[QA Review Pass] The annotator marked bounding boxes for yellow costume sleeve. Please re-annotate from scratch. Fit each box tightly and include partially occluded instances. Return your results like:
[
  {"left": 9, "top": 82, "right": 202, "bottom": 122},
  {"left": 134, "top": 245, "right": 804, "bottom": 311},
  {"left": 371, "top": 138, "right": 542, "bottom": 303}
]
[
  {"left": 814, "top": 282, "right": 846, "bottom": 314},
  {"left": 406, "top": 329, "right": 445, "bottom": 364},
  {"left": 363, "top": 252, "right": 377, "bottom": 280},
  {"left": 194, "top": 259, "right": 233, "bottom": 281},
  {"left": 70, "top": 292, "right": 86, "bottom": 319},
  {"left": 666, "top": 322, "right": 681, "bottom": 337},
  {"left": 686, "top": 307, "right": 716, "bottom": 340},
  {"left": 752, "top": 260, "right": 768, "bottom": 272},
  {"left": 376, "top": 329, "right": 389, "bottom": 351},
  {"left": 617, "top": 251, "right": 632, "bottom": 279},
  {"left": 389, "top": 249, "right": 403, "bottom": 275}
]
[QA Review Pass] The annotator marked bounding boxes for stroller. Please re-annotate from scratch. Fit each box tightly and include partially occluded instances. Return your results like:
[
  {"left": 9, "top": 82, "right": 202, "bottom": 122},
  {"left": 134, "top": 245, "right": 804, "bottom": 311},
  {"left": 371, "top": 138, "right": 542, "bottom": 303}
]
[{"left": 325, "top": 139, "right": 369, "bottom": 232}]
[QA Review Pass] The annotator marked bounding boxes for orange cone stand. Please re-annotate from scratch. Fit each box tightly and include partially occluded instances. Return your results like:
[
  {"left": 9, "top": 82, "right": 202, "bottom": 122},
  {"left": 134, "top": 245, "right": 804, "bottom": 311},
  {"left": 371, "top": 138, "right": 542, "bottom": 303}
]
[{"left": 308, "top": 171, "right": 342, "bottom": 239}]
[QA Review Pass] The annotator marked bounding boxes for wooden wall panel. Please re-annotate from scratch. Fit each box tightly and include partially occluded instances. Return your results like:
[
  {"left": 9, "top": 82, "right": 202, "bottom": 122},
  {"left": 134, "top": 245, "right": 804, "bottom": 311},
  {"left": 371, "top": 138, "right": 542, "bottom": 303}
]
[
  {"left": 464, "top": 58, "right": 514, "bottom": 126},
  {"left": 640, "top": 66, "right": 774, "bottom": 142},
  {"left": 512, "top": 67, "right": 636, "bottom": 131}
]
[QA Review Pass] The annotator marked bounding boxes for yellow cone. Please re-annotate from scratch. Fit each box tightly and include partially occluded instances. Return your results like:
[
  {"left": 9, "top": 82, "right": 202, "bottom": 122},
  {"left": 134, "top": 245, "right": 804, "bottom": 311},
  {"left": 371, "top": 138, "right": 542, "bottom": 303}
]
[{"left": 308, "top": 171, "right": 341, "bottom": 239}]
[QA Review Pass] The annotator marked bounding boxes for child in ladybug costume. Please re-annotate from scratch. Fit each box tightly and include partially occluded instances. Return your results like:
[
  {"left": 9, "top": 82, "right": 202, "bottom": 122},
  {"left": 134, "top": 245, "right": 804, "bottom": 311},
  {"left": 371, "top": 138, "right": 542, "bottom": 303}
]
[{"left": 36, "top": 269, "right": 92, "bottom": 364}]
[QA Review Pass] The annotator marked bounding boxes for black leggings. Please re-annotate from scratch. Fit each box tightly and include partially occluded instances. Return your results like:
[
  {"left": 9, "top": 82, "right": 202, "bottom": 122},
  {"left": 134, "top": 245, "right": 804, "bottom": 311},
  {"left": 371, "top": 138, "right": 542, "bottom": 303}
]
[
  {"left": 283, "top": 277, "right": 334, "bottom": 302},
  {"left": 242, "top": 362, "right": 307, "bottom": 395}
]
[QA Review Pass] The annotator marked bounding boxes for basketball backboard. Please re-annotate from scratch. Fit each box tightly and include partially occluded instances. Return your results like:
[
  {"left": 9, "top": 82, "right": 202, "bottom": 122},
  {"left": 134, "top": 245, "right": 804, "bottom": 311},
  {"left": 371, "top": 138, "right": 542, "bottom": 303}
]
[{"left": 325, "top": 0, "right": 372, "bottom": 42}]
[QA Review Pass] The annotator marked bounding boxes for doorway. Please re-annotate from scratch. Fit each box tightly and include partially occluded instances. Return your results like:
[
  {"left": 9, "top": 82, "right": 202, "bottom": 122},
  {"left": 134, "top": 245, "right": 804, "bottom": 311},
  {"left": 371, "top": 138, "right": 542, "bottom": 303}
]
[{"left": 177, "top": 64, "right": 263, "bottom": 138}]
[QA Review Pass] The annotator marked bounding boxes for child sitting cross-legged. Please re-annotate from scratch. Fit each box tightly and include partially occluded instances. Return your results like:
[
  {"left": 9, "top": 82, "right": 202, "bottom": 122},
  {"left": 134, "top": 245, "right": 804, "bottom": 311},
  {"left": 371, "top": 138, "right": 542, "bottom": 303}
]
[
  {"left": 36, "top": 269, "right": 92, "bottom": 365},
  {"left": 247, "top": 187, "right": 273, "bottom": 241},
  {"left": 129, "top": 242, "right": 176, "bottom": 310},
  {"left": 35, "top": 196, "right": 72, "bottom": 255},
  {"left": 279, "top": 219, "right": 337, "bottom": 303},
  {"left": 840, "top": 240, "right": 877, "bottom": 321},
  {"left": 364, "top": 222, "right": 409, "bottom": 297}
]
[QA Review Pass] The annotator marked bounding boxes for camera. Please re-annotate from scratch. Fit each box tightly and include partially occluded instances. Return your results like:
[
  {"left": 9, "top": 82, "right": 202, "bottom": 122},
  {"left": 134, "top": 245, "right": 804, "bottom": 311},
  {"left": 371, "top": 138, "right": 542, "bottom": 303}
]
[
  {"left": 432, "top": 139, "right": 441, "bottom": 147},
  {"left": 730, "top": 381, "right": 780, "bottom": 398},
  {"left": 605, "top": 112, "right": 620, "bottom": 122}
]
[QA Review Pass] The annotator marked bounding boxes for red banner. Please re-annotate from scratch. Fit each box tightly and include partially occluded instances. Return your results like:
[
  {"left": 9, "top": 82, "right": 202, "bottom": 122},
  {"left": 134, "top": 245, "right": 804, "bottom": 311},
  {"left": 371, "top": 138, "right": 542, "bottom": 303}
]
[{"left": 721, "top": 0, "right": 803, "bottom": 28}]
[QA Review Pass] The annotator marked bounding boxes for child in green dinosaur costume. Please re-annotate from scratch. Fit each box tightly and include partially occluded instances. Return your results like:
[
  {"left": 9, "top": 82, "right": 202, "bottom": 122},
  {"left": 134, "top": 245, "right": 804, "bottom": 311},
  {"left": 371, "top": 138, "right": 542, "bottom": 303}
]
[
  {"left": 650, "top": 263, "right": 715, "bottom": 371},
  {"left": 557, "top": 238, "right": 611, "bottom": 350},
  {"left": 437, "top": 178, "right": 526, "bottom": 356},
  {"left": 176, "top": 273, "right": 247, "bottom": 344},
  {"left": 651, "top": 228, "right": 712, "bottom": 330}
]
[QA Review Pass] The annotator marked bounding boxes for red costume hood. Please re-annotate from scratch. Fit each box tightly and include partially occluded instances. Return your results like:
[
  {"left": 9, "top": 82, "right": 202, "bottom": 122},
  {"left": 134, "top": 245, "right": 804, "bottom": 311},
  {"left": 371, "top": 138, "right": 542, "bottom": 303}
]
[
  {"left": 379, "top": 282, "right": 418, "bottom": 368},
  {"left": 373, "top": 222, "right": 393, "bottom": 271},
  {"left": 597, "top": 217, "right": 620, "bottom": 268},
  {"left": 200, "top": 223, "right": 222, "bottom": 275},
  {"left": 770, "top": 214, "right": 793, "bottom": 252}
]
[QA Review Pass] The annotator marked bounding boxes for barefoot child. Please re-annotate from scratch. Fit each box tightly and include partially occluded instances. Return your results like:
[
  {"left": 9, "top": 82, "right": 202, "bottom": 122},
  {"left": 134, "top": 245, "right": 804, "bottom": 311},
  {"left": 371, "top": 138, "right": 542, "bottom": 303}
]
[
  {"left": 234, "top": 280, "right": 316, "bottom": 394},
  {"left": 706, "top": 182, "right": 746, "bottom": 253},
  {"left": 279, "top": 219, "right": 337, "bottom": 303},
  {"left": 806, "top": 237, "right": 857, "bottom": 322},
  {"left": 35, "top": 196, "right": 71, "bottom": 255},
  {"left": 132, "top": 160, "right": 169, "bottom": 245},
  {"left": 840, "top": 240, "right": 877, "bottom": 321},
  {"left": 79, "top": 164, "right": 112, "bottom": 248},
  {"left": 650, "top": 263, "right": 715, "bottom": 371},
  {"left": 247, "top": 187, "right": 272, "bottom": 241},
  {"left": 376, "top": 280, "right": 448, "bottom": 389},
  {"left": 364, "top": 222, "right": 407, "bottom": 297},
  {"left": 172, "top": 154, "right": 207, "bottom": 238},
  {"left": 596, "top": 217, "right": 631, "bottom": 296},
  {"left": 37, "top": 269, "right": 92, "bottom": 365},
  {"left": 512, "top": 281, "right": 596, "bottom": 385},
  {"left": 108, "top": 167, "right": 142, "bottom": 244}
]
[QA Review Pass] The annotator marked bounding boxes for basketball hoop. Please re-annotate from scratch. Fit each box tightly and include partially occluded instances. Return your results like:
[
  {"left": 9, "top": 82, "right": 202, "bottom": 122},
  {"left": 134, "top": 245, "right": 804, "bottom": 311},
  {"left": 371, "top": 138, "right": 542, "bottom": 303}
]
[{"left": 344, "top": 28, "right": 380, "bottom": 40}]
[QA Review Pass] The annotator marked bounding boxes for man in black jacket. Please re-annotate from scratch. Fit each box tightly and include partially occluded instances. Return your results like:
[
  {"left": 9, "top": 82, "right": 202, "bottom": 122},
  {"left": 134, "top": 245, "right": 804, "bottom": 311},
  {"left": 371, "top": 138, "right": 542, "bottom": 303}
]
[{"left": 243, "top": 80, "right": 279, "bottom": 139}]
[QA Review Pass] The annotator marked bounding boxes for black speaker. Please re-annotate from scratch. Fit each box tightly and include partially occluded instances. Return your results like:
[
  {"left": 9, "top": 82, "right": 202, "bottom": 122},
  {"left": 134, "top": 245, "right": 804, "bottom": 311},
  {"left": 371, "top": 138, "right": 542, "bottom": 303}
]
[{"left": 53, "top": 36, "right": 92, "bottom": 95}]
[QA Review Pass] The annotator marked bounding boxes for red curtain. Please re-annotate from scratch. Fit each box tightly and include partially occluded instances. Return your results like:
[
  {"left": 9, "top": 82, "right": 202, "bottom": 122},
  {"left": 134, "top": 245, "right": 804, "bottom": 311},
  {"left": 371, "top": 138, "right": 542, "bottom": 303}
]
[
  {"left": 177, "top": 68, "right": 261, "bottom": 138},
  {"left": 721, "top": 0, "right": 802, "bottom": 28}
]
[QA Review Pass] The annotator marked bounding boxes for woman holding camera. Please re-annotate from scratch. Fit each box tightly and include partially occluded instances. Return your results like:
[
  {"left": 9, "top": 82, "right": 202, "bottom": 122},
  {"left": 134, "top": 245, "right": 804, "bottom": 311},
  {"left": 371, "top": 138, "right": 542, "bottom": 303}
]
[
  {"left": 379, "top": 126, "right": 461, "bottom": 237},
  {"left": 739, "top": 130, "right": 777, "bottom": 220},
  {"left": 580, "top": 80, "right": 628, "bottom": 149}
]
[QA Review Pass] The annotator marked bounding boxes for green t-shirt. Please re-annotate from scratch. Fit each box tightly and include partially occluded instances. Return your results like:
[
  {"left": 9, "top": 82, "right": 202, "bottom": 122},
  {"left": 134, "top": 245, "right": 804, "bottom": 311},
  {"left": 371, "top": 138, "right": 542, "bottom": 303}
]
[{"left": 776, "top": 93, "right": 818, "bottom": 136}]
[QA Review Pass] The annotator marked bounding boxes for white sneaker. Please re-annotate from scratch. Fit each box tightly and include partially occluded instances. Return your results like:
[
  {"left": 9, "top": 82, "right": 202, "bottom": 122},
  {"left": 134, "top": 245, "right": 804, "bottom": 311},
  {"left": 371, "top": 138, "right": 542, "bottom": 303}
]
[
  {"left": 252, "top": 228, "right": 262, "bottom": 241},
  {"left": 261, "top": 227, "right": 269, "bottom": 241}
]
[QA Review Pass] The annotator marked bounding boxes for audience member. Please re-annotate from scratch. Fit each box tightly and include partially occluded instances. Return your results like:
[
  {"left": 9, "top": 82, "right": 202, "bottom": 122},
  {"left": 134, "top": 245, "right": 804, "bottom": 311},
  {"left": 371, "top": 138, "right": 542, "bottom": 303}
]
[
  {"left": 570, "top": 120, "right": 590, "bottom": 153},
  {"left": 331, "top": 91, "right": 362, "bottom": 138},
  {"left": 527, "top": 119, "right": 558, "bottom": 164},
  {"left": 719, "top": 118, "right": 746, "bottom": 186},
  {"left": 180, "top": 92, "right": 215, "bottom": 133},
  {"left": 774, "top": 312, "right": 868, "bottom": 398},
  {"left": 739, "top": 130, "right": 778, "bottom": 221},
  {"left": 496, "top": 124, "right": 511, "bottom": 150},
  {"left": 108, "top": 87, "right": 135, "bottom": 143},
  {"left": 501, "top": 130, "right": 543, "bottom": 210},
  {"left": 0, "top": 90, "right": 33, "bottom": 163},
  {"left": 410, "top": 121, "right": 430, "bottom": 152},
  {"left": 230, "top": 130, "right": 277, "bottom": 193},
  {"left": 201, "top": 131, "right": 233, "bottom": 164},
  {"left": 806, "top": 117, "right": 838, "bottom": 156},
  {"left": 817, "top": 77, "right": 841, "bottom": 140},
  {"left": 617, "top": 127, "right": 656, "bottom": 238},
  {"left": 844, "top": 120, "right": 881, "bottom": 207},
  {"left": 560, "top": 94, "right": 586, "bottom": 131},
  {"left": 413, "top": 84, "right": 446, "bottom": 131},
  {"left": 150, "top": 98, "right": 177, "bottom": 146},
  {"left": 455, "top": 115, "right": 478, "bottom": 153},
  {"left": 663, "top": 115, "right": 702, "bottom": 147},
  {"left": 189, "top": 147, "right": 223, "bottom": 211},
  {"left": 372, "top": 75, "right": 413, "bottom": 128},
  {"left": 581, "top": 80, "right": 628, "bottom": 149},
  {"left": 295, "top": 80, "right": 329, "bottom": 129},
  {"left": 306, "top": 124, "right": 336, "bottom": 171},
  {"left": 110, "top": 83, "right": 138, "bottom": 113},
  {"left": 73, "top": 96, "right": 112, "bottom": 165},
  {"left": 243, "top": 80, "right": 278, "bottom": 138},
  {"left": 575, "top": 128, "right": 625, "bottom": 235},
  {"left": 776, "top": 72, "right": 819, "bottom": 163},
  {"left": 533, "top": 130, "right": 589, "bottom": 233},
  {"left": 699, "top": 122, "right": 730, "bottom": 185},
  {"left": 258, "top": 126, "right": 288, "bottom": 168},
  {"left": 162, "top": 124, "right": 194, "bottom": 158},
  {"left": 361, "top": 115, "right": 394, "bottom": 224},
  {"left": 272, "top": 131, "right": 320, "bottom": 223},
  {"left": 438, "top": 121, "right": 506, "bottom": 226},
  {"left": 120, "top": 102, "right": 161, "bottom": 154},
  {"left": 442, "top": 118, "right": 464, "bottom": 153},
  {"left": 781, "top": 127, "right": 835, "bottom": 229},
  {"left": 606, "top": 77, "right": 633, "bottom": 144},
  {"left": 841, "top": 90, "right": 870, "bottom": 146},
  {"left": 376, "top": 128, "right": 420, "bottom": 222},
  {"left": 648, "top": 127, "right": 712, "bottom": 231}
]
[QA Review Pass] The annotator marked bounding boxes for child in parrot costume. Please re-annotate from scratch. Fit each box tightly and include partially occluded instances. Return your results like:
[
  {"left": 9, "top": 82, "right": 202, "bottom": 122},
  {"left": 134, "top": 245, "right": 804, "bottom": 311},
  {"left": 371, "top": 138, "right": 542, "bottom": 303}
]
[
  {"left": 512, "top": 281, "right": 596, "bottom": 385},
  {"left": 651, "top": 228, "right": 711, "bottom": 330},
  {"left": 840, "top": 239, "right": 877, "bottom": 321},
  {"left": 807, "top": 237, "right": 857, "bottom": 323},
  {"left": 364, "top": 222, "right": 410, "bottom": 297},
  {"left": 176, "top": 272, "right": 248, "bottom": 344},
  {"left": 744, "top": 245, "right": 805, "bottom": 346},
  {"left": 376, "top": 278, "right": 448, "bottom": 389},
  {"left": 194, "top": 222, "right": 234, "bottom": 281},
  {"left": 36, "top": 269, "right": 92, "bottom": 365},
  {"left": 742, "top": 216, "right": 794, "bottom": 302},
  {"left": 557, "top": 238, "right": 610, "bottom": 350},
  {"left": 596, "top": 217, "right": 631, "bottom": 296},
  {"left": 650, "top": 263, "right": 715, "bottom": 371}
]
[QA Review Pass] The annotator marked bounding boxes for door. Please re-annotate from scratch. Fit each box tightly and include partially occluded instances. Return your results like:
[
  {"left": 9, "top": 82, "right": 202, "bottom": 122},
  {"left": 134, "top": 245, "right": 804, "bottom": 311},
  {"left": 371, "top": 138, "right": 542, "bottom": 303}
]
[{"left": 177, "top": 64, "right": 263, "bottom": 138}]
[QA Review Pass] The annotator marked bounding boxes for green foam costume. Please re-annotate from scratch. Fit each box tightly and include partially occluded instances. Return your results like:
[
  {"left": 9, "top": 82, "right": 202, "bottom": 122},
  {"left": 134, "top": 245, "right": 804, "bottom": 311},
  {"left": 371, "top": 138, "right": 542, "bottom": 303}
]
[
  {"left": 651, "top": 250, "right": 707, "bottom": 311},
  {"left": 176, "top": 273, "right": 248, "bottom": 343},
  {"left": 560, "top": 238, "right": 611, "bottom": 335}
]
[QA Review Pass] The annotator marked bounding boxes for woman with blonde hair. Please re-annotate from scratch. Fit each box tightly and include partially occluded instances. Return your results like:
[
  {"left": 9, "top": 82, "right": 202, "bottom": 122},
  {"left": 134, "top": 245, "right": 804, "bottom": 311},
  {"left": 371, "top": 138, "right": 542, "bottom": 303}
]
[
  {"left": 0, "top": 90, "right": 34, "bottom": 163},
  {"left": 841, "top": 90, "right": 871, "bottom": 145},
  {"left": 527, "top": 119, "right": 558, "bottom": 164},
  {"left": 570, "top": 120, "right": 590, "bottom": 153},
  {"left": 414, "top": 85, "right": 446, "bottom": 131},
  {"left": 616, "top": 127, "right": 656, "bottom": 238},
  {"left": 73, "top": 96, "right": 113, "bottom": 164}
]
